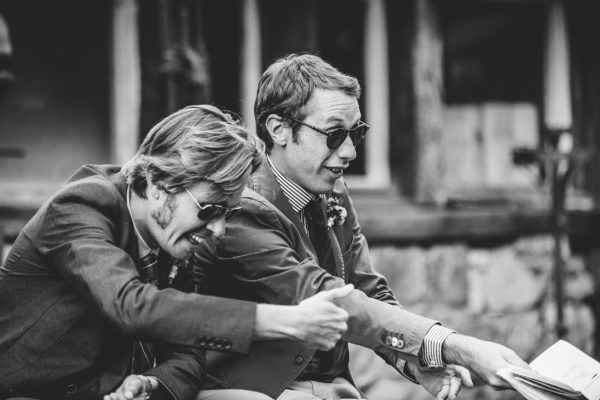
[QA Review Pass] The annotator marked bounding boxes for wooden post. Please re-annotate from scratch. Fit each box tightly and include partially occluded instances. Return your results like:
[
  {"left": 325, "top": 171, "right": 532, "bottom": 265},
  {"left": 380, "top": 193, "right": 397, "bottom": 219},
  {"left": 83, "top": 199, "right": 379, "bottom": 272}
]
[
  {"left": 412, "top": 0, "right": 444, "bottom": 203},
  {"left": 111, "top": 0, "right": 141, "bottom": 164},
  {"left": 241, "top": 0, "right": 261, "bottom": 133},
  {"left": 363, "top": 0, "right": 390, "bottom": 188}
]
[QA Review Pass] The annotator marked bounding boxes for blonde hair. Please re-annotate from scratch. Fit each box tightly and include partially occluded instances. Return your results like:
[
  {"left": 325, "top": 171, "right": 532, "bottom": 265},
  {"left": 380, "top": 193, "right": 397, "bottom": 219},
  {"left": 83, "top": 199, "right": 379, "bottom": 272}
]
[{"left": 122, "top": 104, "right": 263, "bottom": 198}]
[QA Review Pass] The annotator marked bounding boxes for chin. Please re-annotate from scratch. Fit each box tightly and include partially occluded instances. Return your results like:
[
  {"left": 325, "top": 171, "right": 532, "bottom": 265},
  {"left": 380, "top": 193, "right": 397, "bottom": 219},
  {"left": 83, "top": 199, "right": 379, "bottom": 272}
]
[
  {"left": 165, "top": 243, "right": 193, "bottom": 260},
  {"left": 317, "top": 181, "right": 337, "bottom": 193}
]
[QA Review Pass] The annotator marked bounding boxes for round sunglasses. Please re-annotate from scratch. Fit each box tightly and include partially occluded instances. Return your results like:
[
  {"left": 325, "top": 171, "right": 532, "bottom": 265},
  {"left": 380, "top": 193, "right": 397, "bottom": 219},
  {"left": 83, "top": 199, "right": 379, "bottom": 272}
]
[
  {"left": 184, "top": 187, "right": 242, "bottom": 221},
  {"left": 284, "top": 116, "right": 369, "bottom": 149}
]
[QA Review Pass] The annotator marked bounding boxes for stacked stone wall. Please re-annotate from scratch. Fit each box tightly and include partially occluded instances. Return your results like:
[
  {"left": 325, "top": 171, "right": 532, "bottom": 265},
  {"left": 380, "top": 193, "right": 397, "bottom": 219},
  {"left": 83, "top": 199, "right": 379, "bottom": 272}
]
[{"left": 349, "top": 235, "right": 596, "bottom": 400}]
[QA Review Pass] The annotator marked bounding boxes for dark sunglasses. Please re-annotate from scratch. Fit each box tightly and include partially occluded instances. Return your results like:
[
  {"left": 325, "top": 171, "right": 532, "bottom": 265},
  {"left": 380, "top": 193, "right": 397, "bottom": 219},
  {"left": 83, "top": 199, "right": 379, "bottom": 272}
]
[
  {"left": 184, "top": 188, "right": 242, "bottom": 221},
  {"left": 284, "top": 116, "right": 369, "bottom": 149}
]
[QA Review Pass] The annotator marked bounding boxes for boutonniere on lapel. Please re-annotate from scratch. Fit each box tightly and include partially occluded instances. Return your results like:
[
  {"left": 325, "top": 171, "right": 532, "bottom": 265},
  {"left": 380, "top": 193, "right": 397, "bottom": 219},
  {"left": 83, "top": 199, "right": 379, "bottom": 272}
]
[{"left": 326, "top": 194, "right": 347, "bottom": 230}]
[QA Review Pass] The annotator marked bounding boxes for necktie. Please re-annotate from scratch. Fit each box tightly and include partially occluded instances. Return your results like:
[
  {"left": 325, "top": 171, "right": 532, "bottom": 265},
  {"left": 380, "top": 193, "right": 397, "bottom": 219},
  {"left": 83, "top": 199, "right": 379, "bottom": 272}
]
[
  {"left": 304, "top": 198, "right": 335, "bottom": 274},
  {"left": 301, "top": 198, "right": 343, "bottom": 376},
  {"left": 131, "top": 252, "right": 159, "bottom": 373}
]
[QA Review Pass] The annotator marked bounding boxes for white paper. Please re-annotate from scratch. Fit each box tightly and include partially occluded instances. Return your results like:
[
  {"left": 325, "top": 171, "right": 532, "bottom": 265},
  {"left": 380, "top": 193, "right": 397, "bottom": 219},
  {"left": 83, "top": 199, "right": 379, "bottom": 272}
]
[
  {"left": 497, "top": 340, "right": 600, "bottom": 400},
  {"left": 530, "top": 340, "right": 600, "bottom": 400}
]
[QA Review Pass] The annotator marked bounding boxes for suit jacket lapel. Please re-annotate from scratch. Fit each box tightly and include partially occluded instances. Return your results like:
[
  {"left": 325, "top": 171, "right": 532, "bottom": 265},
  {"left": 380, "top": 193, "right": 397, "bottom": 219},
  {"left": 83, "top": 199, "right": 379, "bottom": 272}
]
[
  {"left": 247, "top": 158, "right": 347, "bottom": 280},
  {"left": 246, "top": 158, "right": 317, "bottom": 257}
]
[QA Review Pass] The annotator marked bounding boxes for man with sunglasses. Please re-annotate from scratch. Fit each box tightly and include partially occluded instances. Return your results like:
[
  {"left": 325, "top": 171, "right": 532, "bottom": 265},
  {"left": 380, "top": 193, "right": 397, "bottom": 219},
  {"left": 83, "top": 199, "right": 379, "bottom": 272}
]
[
  {"left": 0, "top": 104, "right": 354, "bottom": 400},
  {"left": 194, "top": 54, "right": 529, "bottom": 400}
]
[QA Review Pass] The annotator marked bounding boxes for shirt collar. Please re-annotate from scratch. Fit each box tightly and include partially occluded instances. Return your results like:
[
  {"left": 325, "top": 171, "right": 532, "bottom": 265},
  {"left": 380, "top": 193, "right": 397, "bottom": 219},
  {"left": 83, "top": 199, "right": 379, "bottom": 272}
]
[
  {"left": 127, "top": 185, "right": 158, "bottom": 258},
  {"left": 267, "top": 156, "right": 318, "bottom": 213}
]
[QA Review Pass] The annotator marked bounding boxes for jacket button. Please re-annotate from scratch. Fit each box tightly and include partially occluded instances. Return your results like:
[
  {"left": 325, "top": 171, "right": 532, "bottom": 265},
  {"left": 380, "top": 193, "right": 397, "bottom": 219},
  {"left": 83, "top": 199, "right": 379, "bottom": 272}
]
[
  {"left": 391, "top": 337, "right": 399, "bottom": 347},
  {"left": 396, "top": 339, "right": 405, "bottom": 349},
  {"left": 223, "top": 342, "right": 232, "bottom": 350},
  {"left": 385, "top": 336, "right": 392, "bottom": 346},
  {"left": 294, "top": 355, "right": 304, "bottom": 365},
  {"left": 65, "top": 384, "right": 78, "bottom": 394}
]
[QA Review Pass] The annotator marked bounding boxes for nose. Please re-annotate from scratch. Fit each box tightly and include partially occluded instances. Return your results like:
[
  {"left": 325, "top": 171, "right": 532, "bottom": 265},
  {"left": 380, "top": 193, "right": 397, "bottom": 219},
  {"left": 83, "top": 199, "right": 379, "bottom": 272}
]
[
  {"left": 206, "top": 216, "right": 226, "bottom": 238},
  {"left": 336, "top": 134, "right": 357, "bottom": 161}
]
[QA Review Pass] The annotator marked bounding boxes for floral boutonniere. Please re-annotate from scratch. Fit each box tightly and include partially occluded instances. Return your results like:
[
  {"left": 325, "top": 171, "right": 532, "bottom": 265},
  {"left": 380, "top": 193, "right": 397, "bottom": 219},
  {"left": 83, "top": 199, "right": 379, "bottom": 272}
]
[{"left": 326, "top": 194, "right": 347, "bottom": 230}]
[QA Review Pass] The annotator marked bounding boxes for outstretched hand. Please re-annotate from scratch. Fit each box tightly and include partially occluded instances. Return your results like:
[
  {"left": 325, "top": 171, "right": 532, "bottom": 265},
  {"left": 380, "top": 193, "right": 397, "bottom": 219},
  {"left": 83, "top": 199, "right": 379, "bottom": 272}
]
[
  {"left": 410, "top": 364, "right": 473, "bottom": 400},
  {"left": 443, "top": 334, "right": 530, "bottom": 389},
  {"left": 103, "top": 375, "right": 152, "bottom": 400}
]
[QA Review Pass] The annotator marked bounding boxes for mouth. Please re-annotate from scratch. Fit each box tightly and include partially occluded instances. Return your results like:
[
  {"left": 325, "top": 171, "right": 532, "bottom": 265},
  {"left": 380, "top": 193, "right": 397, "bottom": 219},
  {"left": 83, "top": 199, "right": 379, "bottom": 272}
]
[
  {"left": 186, "top": 232, "right": 208, "bottom": 246},
  {"left": 324, "top": 166, "right": 346, "bottom": 176}
]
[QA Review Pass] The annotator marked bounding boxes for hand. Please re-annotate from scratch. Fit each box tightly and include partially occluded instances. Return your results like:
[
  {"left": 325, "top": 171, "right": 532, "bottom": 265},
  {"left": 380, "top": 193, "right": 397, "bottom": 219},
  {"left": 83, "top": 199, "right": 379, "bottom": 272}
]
[
  {"left": 293, "top": 284, "right": 353, "bottom": 350},
  {"left": 103, "top": 375, "right": 154, "bottom": 400},
  {"left": 443, "top": 334, "right": 530, "bottom": 389},
  {"left": 254, "top": 284, "right": 353, "bottom": 350},
  {"left": 409, "top": 363, "right": 473, "bottom": 400}
]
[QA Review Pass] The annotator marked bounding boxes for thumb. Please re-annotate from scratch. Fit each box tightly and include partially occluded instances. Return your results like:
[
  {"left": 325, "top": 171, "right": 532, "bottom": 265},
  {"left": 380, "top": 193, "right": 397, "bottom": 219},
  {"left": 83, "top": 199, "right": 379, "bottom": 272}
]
[
  {"left": 313, "top": 284, "right": 354, "bottom": 302},
  {"left": 123, "top": 375, "right": 144, "bottom": 399}
]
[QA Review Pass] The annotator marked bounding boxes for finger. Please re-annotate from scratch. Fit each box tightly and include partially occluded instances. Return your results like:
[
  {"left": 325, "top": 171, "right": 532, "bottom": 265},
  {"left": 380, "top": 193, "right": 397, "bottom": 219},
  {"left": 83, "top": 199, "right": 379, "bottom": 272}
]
[
  {"left": 448, "top": 376, "right": 462, "bottom": 400},
  {"left": 316, "top": 340, "right": 335, "bottom": 351},
  {"left": 314, "top": 303, "right": 349, "bottom": 321},
  {"left": 322, "top": 320, "right": 347, "bottom": 335},
  {"left": 320, "top": 335, "right": 342, "bottom": 350},
  {"left": 436, "top": 383, "right": 450, "bottom": 400},
  {"left": 505, "top": 352, "right": 530, "bottom": 369},
  {"left": 449, "top": 364, "right": 473, "bottom": 388},
  {"left": 311, "top": 284, "right": 354, "bottom": 302}
]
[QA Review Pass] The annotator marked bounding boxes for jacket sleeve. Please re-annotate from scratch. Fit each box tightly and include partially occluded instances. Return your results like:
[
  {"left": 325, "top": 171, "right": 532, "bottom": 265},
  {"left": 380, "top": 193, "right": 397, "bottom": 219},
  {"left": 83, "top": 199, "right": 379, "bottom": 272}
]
[
  {"left": 145, "top": 342, "right": 205, "bottom": 400},
  {"left": 339, "top": 188, "right": 399, "bottom": 305},
  {"left": 194, "top": 194, "right": 438, "bottom": 367},
  {"left": 37, "top": 182, "right": 256, "bottom": 354}
]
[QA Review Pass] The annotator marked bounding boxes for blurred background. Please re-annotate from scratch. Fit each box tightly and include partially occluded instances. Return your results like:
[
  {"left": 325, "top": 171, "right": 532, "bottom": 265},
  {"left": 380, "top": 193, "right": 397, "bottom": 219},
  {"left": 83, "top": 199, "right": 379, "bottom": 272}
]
[{"left": 1, "top": 1, "right": 599, "bottom": 399}]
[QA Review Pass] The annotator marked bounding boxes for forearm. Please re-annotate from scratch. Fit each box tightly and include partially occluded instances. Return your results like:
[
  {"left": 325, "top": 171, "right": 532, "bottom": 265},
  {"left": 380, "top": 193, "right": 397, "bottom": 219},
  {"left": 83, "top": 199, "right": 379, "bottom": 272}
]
[{"left": 252, "top": 286, "right": 352, "bottom": 350}]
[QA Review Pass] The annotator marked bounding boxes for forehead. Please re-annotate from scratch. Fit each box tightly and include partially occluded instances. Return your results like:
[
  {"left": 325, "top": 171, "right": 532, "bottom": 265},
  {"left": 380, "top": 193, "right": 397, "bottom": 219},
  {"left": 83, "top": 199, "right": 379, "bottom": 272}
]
[{"left": 304, "top": 88, "right": 360, "bottom": 123}]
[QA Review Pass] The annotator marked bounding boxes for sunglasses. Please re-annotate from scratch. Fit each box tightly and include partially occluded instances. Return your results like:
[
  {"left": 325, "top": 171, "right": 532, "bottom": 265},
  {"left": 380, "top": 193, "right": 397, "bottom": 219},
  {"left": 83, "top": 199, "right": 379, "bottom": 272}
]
[
  {"left": 285, "top": 116, "right": 369, "bottom": 149},
  {"left": 184, "top": 187, "right": 242, "bottom": 221}
]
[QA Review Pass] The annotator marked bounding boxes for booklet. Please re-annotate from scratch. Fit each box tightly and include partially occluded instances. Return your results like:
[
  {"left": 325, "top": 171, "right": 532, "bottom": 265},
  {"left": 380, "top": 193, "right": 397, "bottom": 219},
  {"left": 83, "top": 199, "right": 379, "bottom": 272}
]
[{"left": 497, "top": 340, "right": 600, "bottom": 400}]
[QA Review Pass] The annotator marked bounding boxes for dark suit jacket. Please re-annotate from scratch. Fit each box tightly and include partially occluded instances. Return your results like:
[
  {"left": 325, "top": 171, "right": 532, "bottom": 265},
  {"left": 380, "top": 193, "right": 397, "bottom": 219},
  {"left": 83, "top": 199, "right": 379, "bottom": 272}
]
[
  {"left": 194, "top": 158, "right": 438, "bottom": 398},
  {"left": 0, "top": 165, "right": 257, "bottom": 400}
]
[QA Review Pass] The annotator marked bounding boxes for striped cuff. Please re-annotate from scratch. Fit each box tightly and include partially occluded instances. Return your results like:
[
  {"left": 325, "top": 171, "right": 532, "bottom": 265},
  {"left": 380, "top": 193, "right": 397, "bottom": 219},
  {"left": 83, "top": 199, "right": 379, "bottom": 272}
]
[{"left": 419, "top": 325, "right": 456, "bottom": 368}]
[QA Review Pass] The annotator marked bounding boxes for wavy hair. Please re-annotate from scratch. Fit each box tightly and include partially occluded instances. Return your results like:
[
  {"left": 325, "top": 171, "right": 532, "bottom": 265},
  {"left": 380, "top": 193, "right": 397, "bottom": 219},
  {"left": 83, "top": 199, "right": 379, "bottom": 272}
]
[
  {"left": 254, "top": 53, "right": 361, "bottom": 153},
  {"left": 121, "top": 104, "right": 264, "bottom": 198}
]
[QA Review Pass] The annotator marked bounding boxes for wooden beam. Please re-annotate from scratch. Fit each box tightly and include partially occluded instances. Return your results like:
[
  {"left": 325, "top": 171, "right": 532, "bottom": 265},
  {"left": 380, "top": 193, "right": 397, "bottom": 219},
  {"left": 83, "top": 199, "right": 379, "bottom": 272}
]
[
  {"left": 413, "top": 0, "right": 444, "bottom": 203},
  {"left": 362, "top": 0, "right": 390, "bottom": 188},
  {"left": 241, "top": 0, "right": 261, "bottom": 132},
  {"left": 111, "top": 0, "right": 141, "bottom": 164}
]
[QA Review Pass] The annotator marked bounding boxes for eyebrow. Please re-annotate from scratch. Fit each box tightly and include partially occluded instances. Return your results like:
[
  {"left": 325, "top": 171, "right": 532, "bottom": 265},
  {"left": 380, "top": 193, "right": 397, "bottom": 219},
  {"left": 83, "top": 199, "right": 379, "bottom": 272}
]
[{"left": 324, "top": 115, "right": 362, "bottom": 125}]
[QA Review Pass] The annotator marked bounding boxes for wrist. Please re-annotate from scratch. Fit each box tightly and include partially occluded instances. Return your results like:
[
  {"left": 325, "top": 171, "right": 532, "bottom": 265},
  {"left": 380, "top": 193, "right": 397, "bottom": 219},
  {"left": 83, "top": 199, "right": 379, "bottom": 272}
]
[
  {"left": 254, "top": 304, "right": 296, "bottom": 340},
  {"left": 442, "top": 333, "right": 471, "bottom": 366},
  {"left": 137, "top": 375, "right": 159, "bottom": 393}
]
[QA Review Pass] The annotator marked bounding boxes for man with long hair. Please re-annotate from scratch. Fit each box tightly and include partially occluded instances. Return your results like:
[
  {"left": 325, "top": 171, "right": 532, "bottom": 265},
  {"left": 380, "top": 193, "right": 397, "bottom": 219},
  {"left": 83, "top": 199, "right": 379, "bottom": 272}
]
[{"left": 0, "top": 104, "right": 351, "bottom": 400}]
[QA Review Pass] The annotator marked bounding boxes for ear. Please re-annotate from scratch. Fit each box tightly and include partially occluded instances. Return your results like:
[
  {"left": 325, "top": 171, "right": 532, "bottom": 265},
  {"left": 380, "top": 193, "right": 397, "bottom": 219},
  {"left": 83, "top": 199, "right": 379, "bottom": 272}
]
[
  {"left": 145, "top": 174, "right": 162, "bottom": 200},
  {"left": 265, "top": 114, "right": 290, "bottom": 147}
]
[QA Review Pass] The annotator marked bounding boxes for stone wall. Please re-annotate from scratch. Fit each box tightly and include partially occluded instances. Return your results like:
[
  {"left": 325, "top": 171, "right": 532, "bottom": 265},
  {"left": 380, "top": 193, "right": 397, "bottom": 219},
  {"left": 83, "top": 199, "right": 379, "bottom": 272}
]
[{"left": 349, "top": 235, "right": 596, "bottom": 400}]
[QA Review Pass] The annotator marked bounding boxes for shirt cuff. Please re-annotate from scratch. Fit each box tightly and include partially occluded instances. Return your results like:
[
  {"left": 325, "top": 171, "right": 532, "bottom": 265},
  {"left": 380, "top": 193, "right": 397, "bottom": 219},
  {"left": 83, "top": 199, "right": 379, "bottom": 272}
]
[{"left": 419, "top": 324, "right": 456, "bottom": 368}]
